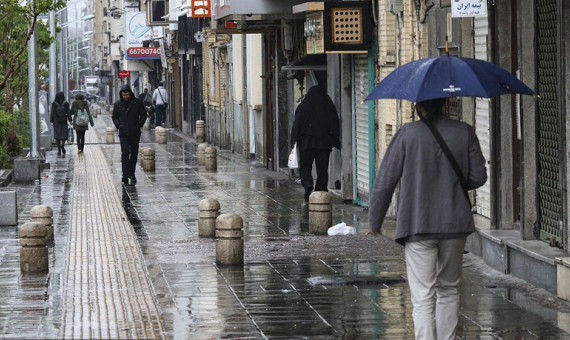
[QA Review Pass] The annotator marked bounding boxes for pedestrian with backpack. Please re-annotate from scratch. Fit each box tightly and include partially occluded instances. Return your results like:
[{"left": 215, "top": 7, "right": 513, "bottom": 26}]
[
  {"left": 50, "top": 91, "right": 71, "bottom": 156},
  {"left": 70, "top": 93, "right": 94, "bottom": 153}
]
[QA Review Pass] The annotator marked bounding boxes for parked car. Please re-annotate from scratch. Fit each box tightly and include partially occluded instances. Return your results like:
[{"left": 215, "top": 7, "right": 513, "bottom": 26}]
[{"left": 70, "top": 90, "right": 99, "bottom": 103}]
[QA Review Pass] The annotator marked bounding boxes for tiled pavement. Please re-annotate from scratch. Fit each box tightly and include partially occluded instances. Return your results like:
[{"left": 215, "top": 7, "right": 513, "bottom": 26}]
[{"left": 1, "top": 105, "right": 570, "bottom": 339}]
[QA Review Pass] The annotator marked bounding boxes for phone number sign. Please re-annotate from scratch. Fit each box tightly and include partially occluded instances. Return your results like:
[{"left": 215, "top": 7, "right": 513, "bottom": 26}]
[{"left": 126, "top": 47, "right": 161, "bottom": 60}]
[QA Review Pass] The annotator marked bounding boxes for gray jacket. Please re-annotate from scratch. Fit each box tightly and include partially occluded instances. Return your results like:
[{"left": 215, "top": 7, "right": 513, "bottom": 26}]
[{"left": 368, "top": 116, "right": 487, "bottom": 245}]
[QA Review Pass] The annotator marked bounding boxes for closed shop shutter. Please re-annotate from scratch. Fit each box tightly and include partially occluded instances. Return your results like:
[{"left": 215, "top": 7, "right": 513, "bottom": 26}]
[
  {"left": 474, "top": 16, "right": 491, "bottom": 218},
  {"left": 353, "top": 54, "right": 372, "bottom": 204},
  {"left": 536, "top": 0, "right": 561, "bottom": 243}
]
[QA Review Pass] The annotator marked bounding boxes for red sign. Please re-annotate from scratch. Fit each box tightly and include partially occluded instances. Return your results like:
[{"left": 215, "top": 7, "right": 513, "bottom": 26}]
[
  {"left": 118, "top": 71, "right": 130, "bottom": 78},
  {"left": 126, "top": 47, "right": 161, "bottom": 60},
  {"left": 224, "top": 20, "right": 238, "bottom": 29},
  {"left": 191, "top": 0, "right": 211, "bottom": 17}
]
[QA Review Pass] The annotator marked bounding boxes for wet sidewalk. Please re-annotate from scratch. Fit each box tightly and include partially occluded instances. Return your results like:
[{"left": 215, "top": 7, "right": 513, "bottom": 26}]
[{"left": 2, "top": 105, "right": 570, "bottom": 339}]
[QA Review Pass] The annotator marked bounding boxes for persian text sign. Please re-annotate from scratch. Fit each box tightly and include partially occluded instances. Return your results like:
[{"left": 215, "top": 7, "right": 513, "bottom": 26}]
[
  {"left": 118, "top": 71, "right": 130, "bottom": 78},
  {"left": 126, "top": 47, "right": 161, "bottom": 60},
  {"left": 451, "top": 0, "right": 487, "bottom": 17},
  {"left": 191, "top": 0, "right": 211, "bottom": 17}
]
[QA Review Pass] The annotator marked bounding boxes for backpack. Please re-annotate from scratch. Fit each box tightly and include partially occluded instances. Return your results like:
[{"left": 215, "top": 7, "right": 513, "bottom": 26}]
[
  {"left": 54, "top": 102, "right": 67, "bottom": 123},
  {"left": 76, "top": 107, "right": 90, "bottom": 128}
]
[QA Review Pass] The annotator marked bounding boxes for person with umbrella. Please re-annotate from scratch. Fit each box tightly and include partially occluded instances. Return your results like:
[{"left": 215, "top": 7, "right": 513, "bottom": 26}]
[{"left": 366, "top": 54, "right": 534, "bottom": 339}]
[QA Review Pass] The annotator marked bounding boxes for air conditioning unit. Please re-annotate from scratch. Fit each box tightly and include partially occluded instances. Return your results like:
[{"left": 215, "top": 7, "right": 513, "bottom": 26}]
[{"left": 386, "top": 0, "right": 403, "bottom": 13}]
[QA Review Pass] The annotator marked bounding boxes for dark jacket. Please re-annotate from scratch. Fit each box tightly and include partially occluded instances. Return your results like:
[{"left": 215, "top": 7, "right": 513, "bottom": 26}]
[
  {"left": 70, "top": 93, "right": 94, "bottom": 131},
  {"left": 112, "top": 88, "right": 147, "bottom": 138},
  {"left": 50, "top": 92, "right": 71, "bottom": 140},
  {"left": 368, "top": 116, "right": 488, "bottom": 245},
  {"left": 290, "top": 86, "right": 341, "bottom": 151}
]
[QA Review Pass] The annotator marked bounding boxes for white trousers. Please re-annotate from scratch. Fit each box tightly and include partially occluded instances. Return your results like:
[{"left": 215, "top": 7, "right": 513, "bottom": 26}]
[{"left": 404, "top": 237, "right": 466, "bottom": 340}]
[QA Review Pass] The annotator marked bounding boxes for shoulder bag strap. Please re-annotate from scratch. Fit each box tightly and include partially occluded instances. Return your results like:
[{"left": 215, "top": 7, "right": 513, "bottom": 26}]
[{"left": 421, "top": 118, "right": 472, "bottom": 208}]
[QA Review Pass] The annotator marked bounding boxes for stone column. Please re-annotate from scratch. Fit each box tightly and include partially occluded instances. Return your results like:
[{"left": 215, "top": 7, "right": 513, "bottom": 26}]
[
  {"left": 309, "top": 191, "right": 332, "bottom": 234},
  {"left": 20, "top": 222, "right": 48, "bottom": 272},
  {"left": 205, "top": 146, "right": 217, "bottom": 171},
  {"left": 156, "top": 126, "right": 167, "bottom": 144},
  {"left": 141, "top": 148, "right": 155, "bottom": 171},
  {"left": 198, "top": 198, "right": 220, "bottom": 237},
  {"left": 215, "top": 214, "right": 244, "bottom": 265},
  {"left": 30, "top": 205, "right": 54, "bottom": 244},
  {"left": 106, "top": 127, "right": 115, "bottom": 144},
  {"left": 196, "top": 120, "right": 205, "bottom": 143}
]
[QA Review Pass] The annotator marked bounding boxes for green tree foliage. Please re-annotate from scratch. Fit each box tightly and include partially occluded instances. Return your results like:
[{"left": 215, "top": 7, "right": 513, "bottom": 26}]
[{"left": 0, "top": 0, "right": 64, "bottom": 167}]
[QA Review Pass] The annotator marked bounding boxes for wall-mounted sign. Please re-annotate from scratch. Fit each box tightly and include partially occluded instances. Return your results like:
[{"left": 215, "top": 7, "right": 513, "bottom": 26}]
[
  {"left": 126, "top": 12, "right": 163, "bottom": 46},
  {"left": 191, "top": 0, "right": 211, "bottom": 17},
  {"left": 118, "top": 71, "right": 130, "bottom": 78},
  {"left": 126, "top": 47, "right": 161, "bottom": 60},
  {"left": 451, "top": 0, "right": 487, "bottom": 18}
]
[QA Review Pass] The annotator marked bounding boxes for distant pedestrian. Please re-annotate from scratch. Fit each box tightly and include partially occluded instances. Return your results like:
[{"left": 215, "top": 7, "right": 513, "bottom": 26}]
[
  {"left": 140, "top": 87, "right": 154, "bottom": 126},
  {"left": 112, "top": 85, "right": 147, "bottom": 185},
  {"left": 70, "top": 93, "right": 94, "bottom": 153},
  {"left": 50, "top": 91, "right": 71, "bottom": 156},
  {"left": 290, "top": 84, "right": 340, "bottom": 201},
  {"left": 152, "top": 81, "right": 168, "bottom": 127},
  {"left": 368, "top": 98, "right": 487, "bottom": 340}
]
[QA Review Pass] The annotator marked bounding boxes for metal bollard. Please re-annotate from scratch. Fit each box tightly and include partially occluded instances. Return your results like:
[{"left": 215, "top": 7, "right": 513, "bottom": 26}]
[
  {"left": 20, "top": 222, "right": 48, "bottom": 272},
  {"left": 197, "top": 143, "right": 208, "bottom": 166},
  {"left": 156, "top": 126, "right": 167, "bottom": 144},
  {"left": 141, "top": 148, "right": 155, "bottom": 171},
  {"left": 309, "top": 191, "right": 332, "bottom": 234},
  {"left": 106, "top": 127, "right": 115, "bottom": 144},
  {"left": 205, "top": 146, "right": 217, "bottom": 171},
  {"left": 30, "top": 205, "right": 54, "bottom": 244},
  {"left": 198, "top": 198, "right": 220, "bottom": 237},
  {"left": 196, "top": 120, "right": 205, "bottom": 143},
  {"left": 215, "top": 214, "right": 244, "bottom": 265}
]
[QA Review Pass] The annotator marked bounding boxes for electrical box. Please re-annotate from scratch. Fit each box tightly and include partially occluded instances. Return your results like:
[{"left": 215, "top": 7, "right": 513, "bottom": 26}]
[{"left": 386, "top": 0, "right": 404, "bottom": 14}]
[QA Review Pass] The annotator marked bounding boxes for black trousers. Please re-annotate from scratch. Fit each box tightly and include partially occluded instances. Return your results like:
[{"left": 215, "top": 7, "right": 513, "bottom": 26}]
[
  {"left": 76, "top": 130, "right": 86, "bottom": 151},
  {"left": 119, "top": 135, "right": 141, "bottom": 179},
  {"left": 299, "top": 148, "right": 330, "bottom": 192}
]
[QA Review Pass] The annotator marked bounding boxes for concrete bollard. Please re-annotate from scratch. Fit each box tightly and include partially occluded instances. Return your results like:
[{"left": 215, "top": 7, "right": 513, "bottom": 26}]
[
  {"left": 215, "top": 214, "right": 244, "bottom": 265},
  {"left": 197, "top": 143, "right": 208, "bottom": 166},
  {"left": 309, "top": 191, "right": 332, "bottom": 234},
  {"left": 142, "top": 117, "right": 150, "bottom": 131},
  {"left": 30, "top": 205, "right": 54, "bottom": 244},
  {"left": 196, "top": 120, "right": 205, "bottom": 143},
  {"left": 156, "top": 126, "right": 167, "bottom": 144},
  {"left": 198, "top": 198, "right": 220, "bottom": 237},
  {"left": 0, "top": 188, "right": 17, "bottom": 226},
  {"left": 20, "top": 222, "right": 48, "bottom": 272},
  {"left": 205, "top": 146, "right": 217, "bottom": 171},
  {"left": 106, "top": 127, "right": 115, "bottom": 144},
  {"left": 141, "top": 148, "right": 155, "bottom": 171}
]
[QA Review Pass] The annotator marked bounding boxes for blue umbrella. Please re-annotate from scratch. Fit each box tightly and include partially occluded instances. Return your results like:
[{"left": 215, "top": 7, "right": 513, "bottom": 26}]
[{"left": 365, "top": 55, "right": 535, "bottom": 102}]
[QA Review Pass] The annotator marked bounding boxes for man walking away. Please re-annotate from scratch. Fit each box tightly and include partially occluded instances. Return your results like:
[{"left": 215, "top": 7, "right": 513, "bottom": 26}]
[
  {"left": 112, "top": 85, "right": 147, "bottom": 185},
  {"left": 152, "top": 81, "right": 168, "bottom": 127}
]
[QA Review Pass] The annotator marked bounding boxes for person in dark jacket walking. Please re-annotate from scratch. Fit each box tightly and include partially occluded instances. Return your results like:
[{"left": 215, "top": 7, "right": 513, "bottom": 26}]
[
  {"left": 368, "top": 98, "right": 487, "bottom": 340},
  {"left": 50, "top": 91, "right": 71, "bottom": 156},
  {"left": 290, "top": 84, "right": 341, "bottom": 201},
  {"left": 70, "top": 93, "right": 94, "bottom": 153},
  {"left": 112, "top": 85, "right": 147, "bottom": 185}
]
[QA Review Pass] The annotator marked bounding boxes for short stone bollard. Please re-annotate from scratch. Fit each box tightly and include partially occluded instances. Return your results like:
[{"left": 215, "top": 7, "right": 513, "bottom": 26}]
[
  {"left": 205, "top": 146, "right": 217, "bottom": 171},
  {"left": 106, "top": 127, "right": 115, "bottom": 144},
  {"left": 142, "top": 117, "right": 150, "bottom": 131},
  {"left": 196, "top": 120, "right": 205, "bottom": 143},
  {"left": 198, "top": 198, "right": 221, "bottom": 237},
  {"left": 197, "top": 143, "right": 208, "bottom": 166},
  {"left": 141, "top": 148, "right": 155, "bottom": 171},
  {"left": 20, "top": 222, "right": 48, "bottom": 272},
  {"left": 0, "top": 188, "right": 17, "bottom": 226},
  {"left": 215, "top": 214, "right": 244, "bottom": 265},
  {"left": 30, "top": 205, "right": 54, "bottom": 244},
  {"left": 309, "top": 191, "right": 332, "bottom": 234},
  {"left": 156, "top": 126, "right": 167, "bottom": 144}
]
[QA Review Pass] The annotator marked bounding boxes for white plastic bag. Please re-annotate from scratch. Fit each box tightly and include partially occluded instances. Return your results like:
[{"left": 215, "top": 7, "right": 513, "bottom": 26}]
[
  {"left": 327, "top": 222, "right": 356, "bottom": 236},
  {"left": 288, "top": 143, "right": 299, "bottom": 169}
]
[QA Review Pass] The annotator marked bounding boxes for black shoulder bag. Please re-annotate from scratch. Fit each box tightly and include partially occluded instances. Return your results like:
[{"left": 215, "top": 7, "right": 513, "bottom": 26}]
[{"left": 421, "top": 118, "right": 472, "bottom": 208}]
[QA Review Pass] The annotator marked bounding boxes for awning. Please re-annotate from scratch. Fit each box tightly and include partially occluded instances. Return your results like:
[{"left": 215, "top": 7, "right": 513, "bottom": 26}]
[{"left": 282, "top": 54, "right": 327, "bottom": 71}]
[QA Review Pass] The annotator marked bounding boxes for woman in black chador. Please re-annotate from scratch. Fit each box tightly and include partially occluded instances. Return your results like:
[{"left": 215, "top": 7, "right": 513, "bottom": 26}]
[{"left": 50, "top": 91, "right": 71, "bottom": 156}]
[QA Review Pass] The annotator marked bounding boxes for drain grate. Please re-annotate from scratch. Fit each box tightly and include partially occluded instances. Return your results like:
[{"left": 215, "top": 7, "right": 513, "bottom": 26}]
[{"left": 308, "top": 275, "right": 406, "bottom": 287}]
